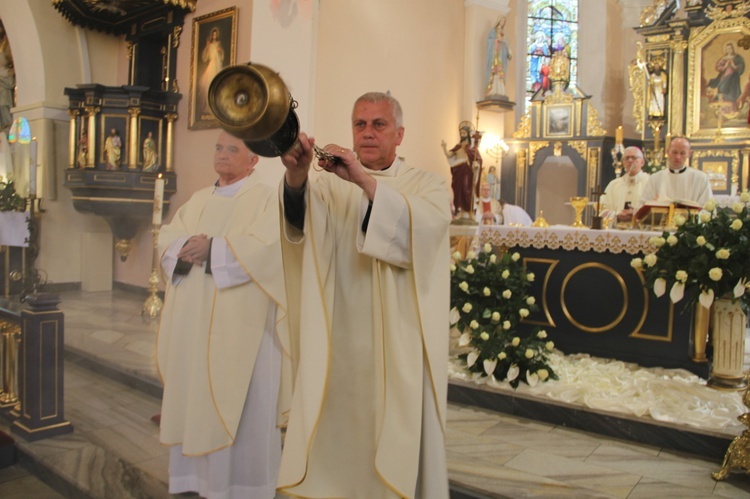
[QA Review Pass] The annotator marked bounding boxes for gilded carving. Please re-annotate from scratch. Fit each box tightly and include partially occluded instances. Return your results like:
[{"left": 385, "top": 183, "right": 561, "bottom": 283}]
[
  {"left": 173, "top": 26, "right": 183, "bottom": 48},
  {"left": 529, "top": 141, "right": 549, "bottom": 165},
  {"left": 513, "top": 110, "right": 531, "bottom": 139},
  {"left": 629, "top": 42, "right": 648, "bottom": 133},
  {"left": 586, "top": 103, "right": 607, "bottom": 136},
  {"left": 568, "top": 140, "right": 587, "bottom": 159},
  {"left": 706, "top": 2, "right": 750, "bottom": 22},
  {"left": 516, "top": 149, "right": 527, "bottom": 207},
  {"left": 588, "top": 147, "right": 600, "bottom": 193}
]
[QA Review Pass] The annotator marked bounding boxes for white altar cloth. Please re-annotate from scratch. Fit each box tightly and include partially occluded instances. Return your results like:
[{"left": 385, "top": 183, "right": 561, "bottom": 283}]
[
  {"left": 0, "top": 211, "right": 30, "bottom": 247},
  {"left": 477, "top": 224, "right": 661, "bottom": 255}
]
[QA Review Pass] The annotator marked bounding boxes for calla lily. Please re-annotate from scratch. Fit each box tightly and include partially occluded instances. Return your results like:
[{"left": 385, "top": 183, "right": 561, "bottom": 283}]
[
  {"left": 669, "top": 282, "right": 685, "bottom": 303},
  {"left": 653, "top": 278, "right": 666, "bottom": 297},
  {"left": 526, "top": 371, "right": 539, "bottom": 387},
  {"left": 734, "top": 279, "right": 747, "bottom": 298},
  {"left": 507, "top": 364, "right": 520, "bottom": 382},
  {"left": 483, "top": 358, "right": 497, "bottom": 376},
  {"left": 449, "top": 307, "right": 460, "bottom": 325},
  {"left": 466, "top": 351, "right": 479, "bottom": 368},
  {"left": 458, "top": 331, "right": 472, "bottom": 347},
  {"left": 699, "top": 288, "right": 715, "bottom": 309}
]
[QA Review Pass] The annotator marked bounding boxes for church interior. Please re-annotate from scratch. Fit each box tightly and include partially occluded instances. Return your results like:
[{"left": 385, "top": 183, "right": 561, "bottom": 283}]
[{"left": 3, "top": 0, "right": 750, "bottom": 497}]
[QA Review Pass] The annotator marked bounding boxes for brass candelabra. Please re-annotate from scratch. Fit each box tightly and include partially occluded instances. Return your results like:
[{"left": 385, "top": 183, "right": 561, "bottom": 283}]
[{"left": 142, "top": 224, "right": 163, "bottom": 319}]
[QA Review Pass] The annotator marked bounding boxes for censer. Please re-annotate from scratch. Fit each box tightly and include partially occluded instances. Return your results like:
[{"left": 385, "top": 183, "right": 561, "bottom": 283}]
[{"left": 208, "top": 62, "right": 336, "bottom": 161}]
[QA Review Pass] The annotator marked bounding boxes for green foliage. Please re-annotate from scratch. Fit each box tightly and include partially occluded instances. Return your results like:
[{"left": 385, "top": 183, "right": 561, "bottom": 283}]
[
  {"left": 450, "top": 244, "right": 557, "bottom": 388},
  {"left": 0, "top": 177, "right": 27, "bottom": 212}
]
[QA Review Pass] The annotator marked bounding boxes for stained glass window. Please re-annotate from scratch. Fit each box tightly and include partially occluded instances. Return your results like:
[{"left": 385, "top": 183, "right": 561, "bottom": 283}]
[
  {"left": 7, "top": 117, "right": 31, "bottom": 144},
  {"left": 526, "top": 0, "right": 578, "bottom": 105}
]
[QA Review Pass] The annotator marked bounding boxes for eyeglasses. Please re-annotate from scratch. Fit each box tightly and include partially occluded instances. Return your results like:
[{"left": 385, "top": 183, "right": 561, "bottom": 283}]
[{"left": 623, "top": 156, "right": 642, "bottom": 161}]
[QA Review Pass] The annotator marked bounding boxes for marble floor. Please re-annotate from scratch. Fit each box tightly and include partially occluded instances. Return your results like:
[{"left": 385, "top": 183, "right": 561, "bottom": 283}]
[{"left": 1, "top": 288, "right": 750, "bottom": 498}]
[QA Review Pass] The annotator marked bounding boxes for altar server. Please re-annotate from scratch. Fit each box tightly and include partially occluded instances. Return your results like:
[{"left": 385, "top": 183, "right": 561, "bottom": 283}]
[{"left": 638, "top": 137, "right": 712, "bottom": 207}]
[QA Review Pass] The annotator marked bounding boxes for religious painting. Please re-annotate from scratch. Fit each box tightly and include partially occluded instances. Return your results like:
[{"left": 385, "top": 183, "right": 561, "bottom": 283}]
[
  {"left": 188, "top": 7, "right": 238, "bottom": 130},
  {"left": 686, "top": 17, "right": 750, "bottom": 140},
  {"left": 544, "top": 104, "right": 573, "bottom": 138},
  {"left": 690, "top": 148, "right": 742, "bottom": 196}
]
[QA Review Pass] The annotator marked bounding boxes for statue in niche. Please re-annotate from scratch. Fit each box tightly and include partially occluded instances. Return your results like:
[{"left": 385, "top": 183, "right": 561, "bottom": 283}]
[
  {"left": 142, "top": 131, "right": 159, "bottom": 172},
  {"left": 104, "top": 128, "right": 122, "bottom": 170},
  {"left": 485, "top": 16, "right": 511, "bottom": 98},
  {"left": 77, "top": 128, "right": 88, "bottom": 169},
  {"left": 647, "top": 59, "right": 668, "bottom": 117},
  {"left": 0, "top": 22, "right": 15, "bottom": 132}
]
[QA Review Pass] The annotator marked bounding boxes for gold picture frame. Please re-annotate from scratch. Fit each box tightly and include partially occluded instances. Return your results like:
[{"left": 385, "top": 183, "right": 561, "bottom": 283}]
[
  {"left": 686, "top": 16, "right": 750, "bottom": 140},
  {"left": 544, "top": 103, "right": 573, "bottom": 138},
  {"left": 188, "top": 7, "right": 238, "bottom": 130}
]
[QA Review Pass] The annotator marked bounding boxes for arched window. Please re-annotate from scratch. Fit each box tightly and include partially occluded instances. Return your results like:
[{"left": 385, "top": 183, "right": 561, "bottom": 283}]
[{"left": 526, "top": 0, "right": 578, "bottom": 105}]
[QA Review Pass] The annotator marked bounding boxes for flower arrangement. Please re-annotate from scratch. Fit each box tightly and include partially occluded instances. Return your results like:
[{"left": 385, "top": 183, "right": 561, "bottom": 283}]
[
  {"left": 450, "top": 243, "right": 557, "bottom": 388},
  {"left": 631, "top": 192, "right": 750, "bottom": 311},
  {"left": 0, "top": 176, "right": 27, "bottom": 212}
]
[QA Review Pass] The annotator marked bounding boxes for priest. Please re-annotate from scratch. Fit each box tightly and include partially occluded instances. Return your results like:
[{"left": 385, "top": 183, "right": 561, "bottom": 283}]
[
  {"left": 599, "top": 146, "right": 649, "bottom": 223},
  {"left": 638, "top": 136, "right": 712, "bottom": 207},
  {"left": 278, "top": 92, "right": 451, "bottom": 499},
  {"left": 157, "top": 131, "right": 289, "bottom": 499}
]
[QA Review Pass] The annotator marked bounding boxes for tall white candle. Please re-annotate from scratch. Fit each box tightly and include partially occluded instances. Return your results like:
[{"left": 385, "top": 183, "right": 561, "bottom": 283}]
[
  {"left": 153, "top": 174, "right": 165, "bottom": 225},
  {"left": 29, "top": 138, "right": 38, "bottom": 196}
]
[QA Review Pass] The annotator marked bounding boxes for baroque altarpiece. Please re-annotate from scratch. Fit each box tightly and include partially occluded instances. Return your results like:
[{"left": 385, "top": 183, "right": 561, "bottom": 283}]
[{"left": 631, "top": 0, "right": 749, "bottom": 197}]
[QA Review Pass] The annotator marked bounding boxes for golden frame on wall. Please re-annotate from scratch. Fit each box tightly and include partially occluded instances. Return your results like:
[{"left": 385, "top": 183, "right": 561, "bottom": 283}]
[
  {"left": 686, "top": 16, "right": 750, "bottom": 140},
  {"left": 544, "top": 103, "right": 574, "bottom": 138},
  {"left": 188, "top": 7, "right": 238, "bottom": 130}
]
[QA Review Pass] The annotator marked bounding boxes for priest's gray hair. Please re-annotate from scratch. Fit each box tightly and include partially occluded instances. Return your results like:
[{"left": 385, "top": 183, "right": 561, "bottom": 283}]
[{"left": 353, "top": 91, "right": 403, "bottom": 128}]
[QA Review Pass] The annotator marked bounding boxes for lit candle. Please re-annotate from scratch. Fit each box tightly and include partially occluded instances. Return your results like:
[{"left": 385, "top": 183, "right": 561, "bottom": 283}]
[
  {"left": 615, "top": 126, "right": 623, "bottom": 145},
  {"left": 153, "top": 174, "right": 164, "bottom": 225},
  {"left": 29, "top": 138, "right": 38, "bottom": 197},
  {"left": 665, "top": 132, "right": 672, "bottom": 152}
]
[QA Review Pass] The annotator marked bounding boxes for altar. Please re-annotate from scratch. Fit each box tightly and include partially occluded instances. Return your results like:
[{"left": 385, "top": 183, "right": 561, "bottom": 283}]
[{"left": 477, "top": 224, "right": 709, "bottom": 378}]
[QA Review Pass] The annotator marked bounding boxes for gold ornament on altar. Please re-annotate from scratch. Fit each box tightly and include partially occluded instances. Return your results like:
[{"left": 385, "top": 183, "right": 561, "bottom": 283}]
[
  {"left": 531, "top": 210, "right": 549, "bottom": 228},
  {"left": 713, "top": 387, "right": 750, "bottom": 481},
  {"left": 569, "top": 196, "right": 589, "bottom": 228}
]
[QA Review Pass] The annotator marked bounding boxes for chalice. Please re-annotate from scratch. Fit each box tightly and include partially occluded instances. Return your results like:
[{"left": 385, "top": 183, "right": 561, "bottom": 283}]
[{"left": 570, "top": 196, "right": 589, "bottom": 228}]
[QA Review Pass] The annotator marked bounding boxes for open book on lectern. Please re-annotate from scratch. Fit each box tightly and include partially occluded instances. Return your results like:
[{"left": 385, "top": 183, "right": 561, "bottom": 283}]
[{"left": 634, "top": 199, "right": 703, "bottom": 221}]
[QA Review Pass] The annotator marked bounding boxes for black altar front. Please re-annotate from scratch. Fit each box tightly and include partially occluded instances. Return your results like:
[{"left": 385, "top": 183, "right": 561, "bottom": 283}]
[{"left": 478, "top": 225, "right": 709, "bottom": 378}]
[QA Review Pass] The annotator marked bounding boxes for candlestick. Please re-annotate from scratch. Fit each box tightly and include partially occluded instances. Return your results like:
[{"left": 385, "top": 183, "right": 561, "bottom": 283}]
[
  {"left": 29, "top": 138, "right": 38, "bottom": 197},
  {"left": 615, "top": 126, "right": 623, "bottom": 145},
  {"left": 153, "top": 174, "right": 164, "bottom": 225}
]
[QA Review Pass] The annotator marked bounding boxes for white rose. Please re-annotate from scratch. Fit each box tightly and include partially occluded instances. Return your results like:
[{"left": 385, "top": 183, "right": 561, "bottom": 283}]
[
  {"left": 740, "top": 191, "right": 750, "bottom": 203},
  {"left": 501, "top": 270, "right": 510, "bottom": 279},
  {"left": 696, "top": 236, "right": 706, "bottom": 246},
  {"left": 484, "top": 243, "right": 492, "bottom": 253},
  {"left": 525, "top": 349, "right": 534, "bottom": 359},
  {"left": 667, "top": 235, "right": 678, "bottom": 246},
  {"left": 462, "top": 303, "right": 473, "bottom": 313},
  {"left": 470, "top": 320, "right": 479, "bottom": 330},
  {"left": 459, "top": 281, "right": 469, "bottom": 292},
  {"left": 511, "top": 252, "right": 520, "bottom": 261},
  {"left": 630, "top": 258, "right": 643, "bottom": 269},
  {"left": 731, "top": 219, "right": 743, "bottom": 231},
  {"left": 704, "top": 199, "right": 717, "bottom": 211},
  {"left": 498, "top": 351, "right": 507, "bottom": 360},
  {"left": 674, "top": 215, "right": 686, "bottom": 227},
  {"left": 644, "top": 253, "right": 657, "bottom": 267},
  {"left": 733, "top": 202, "right": 745, "bottom": 214},
  {"left": 465, "top": 265, "right": 475, "bottom": 274},
  {"left": 490, "top": 254, "right": 497, "bottom": 263},
  {"left": 503, "top": 321, "right": 511, "bottom": 330},
  {"left": 675, "top": 270, "right": 688, "bottom": 283},
  {"left": 450, "top": 264, "right": 456, "bottom": 272},
  {"left": 709, "top": 267, "right": 723, "bottom": 281},
  {"left": 452, "top": 251, "right": 462, "bottom": 261},
  {"left": 511, "top": 337, "right": 520, "bottom": 347},
  {"left": 491, "top": 312, "right": 501, "bottom": 322},
  {"left": 480, "top": 331, "right": 490, "bottom": 341},
  {"left": 652, "top": 237, "right": 666, "bottom": 248},
  {"left": 526, "top": 296, "right": 536, "bottom": 305},
  {"left": 503, "top": 289, "right": 512, "bottom": 299},
  {"left": 537, "top": 330, "right": 547, "bottom": 339},
  {"left": 700, "top": 212, "right": 712, "bottom": 223},
  {"left": 527, "top": 273, "right": 535, "bottom": 282},
  {"left": 537, "top": 369, "right": 549, "bottom": 381},
  {"left": 483, "top": 287, "right": 491, "bottom": 296},
  {"left": 519, "top": 308, "right": 530, "bottom": 318},
  {"left": 467, "top": 251, "right": 476, "bottom": 260},
  {"left": 545, "top": 341, "right": 555, "bottom": 351}
]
